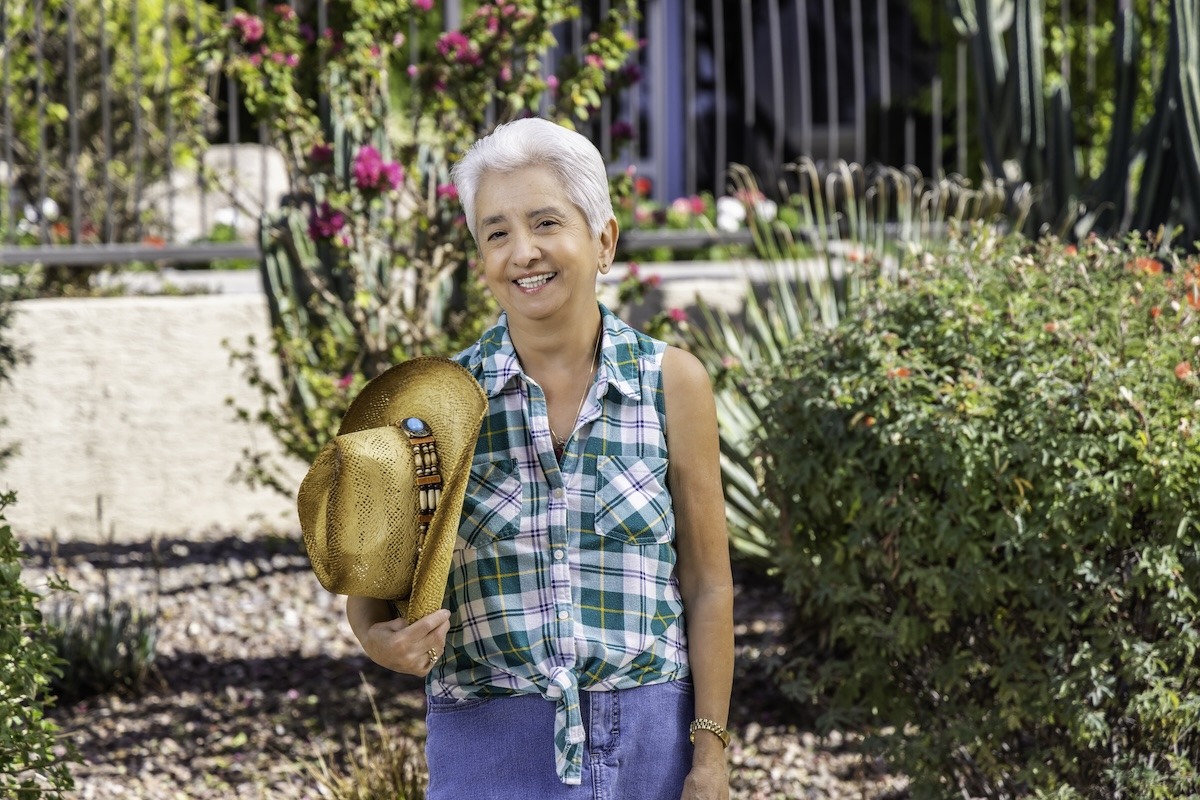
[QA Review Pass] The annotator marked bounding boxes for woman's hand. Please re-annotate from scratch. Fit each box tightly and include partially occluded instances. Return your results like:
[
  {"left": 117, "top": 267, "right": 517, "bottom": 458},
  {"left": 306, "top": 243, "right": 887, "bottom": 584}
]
[
  {"left": 679, "top": 762, "right": 730, "bottom": 800},
  {"left": 357, "top": 607, "right": 452, "bottom": 676}
]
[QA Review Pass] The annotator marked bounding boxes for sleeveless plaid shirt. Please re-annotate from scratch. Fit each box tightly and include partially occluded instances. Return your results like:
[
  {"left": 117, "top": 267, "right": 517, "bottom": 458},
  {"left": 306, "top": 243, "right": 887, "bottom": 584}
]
[{"left": 434, "top": 304, "right": 689, "bottom": 785}]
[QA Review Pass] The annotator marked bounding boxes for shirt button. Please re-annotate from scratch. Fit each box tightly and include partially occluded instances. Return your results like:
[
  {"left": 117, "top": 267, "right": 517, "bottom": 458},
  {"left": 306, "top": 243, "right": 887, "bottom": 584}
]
[
  {"left": 551, "top": 487, "right": 565, "bottom": 500},
  {"left": 553, "top": 549, "right": 565, "bottom": 560},
  {"left": 558, "top": 610, "right": 570, "bottom": 620}
]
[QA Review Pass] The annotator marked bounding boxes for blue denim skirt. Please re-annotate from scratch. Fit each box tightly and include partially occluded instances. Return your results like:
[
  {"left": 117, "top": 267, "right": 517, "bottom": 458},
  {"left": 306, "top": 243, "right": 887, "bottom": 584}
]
[{"left": 425, "top": 680, "right": 694, "bottom": 800}]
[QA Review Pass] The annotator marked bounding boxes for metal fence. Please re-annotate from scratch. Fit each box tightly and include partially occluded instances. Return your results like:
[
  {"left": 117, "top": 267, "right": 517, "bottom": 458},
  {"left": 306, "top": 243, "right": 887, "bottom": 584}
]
[{"left": 0, "top": 0, "right": 1140, "bottom": 267}]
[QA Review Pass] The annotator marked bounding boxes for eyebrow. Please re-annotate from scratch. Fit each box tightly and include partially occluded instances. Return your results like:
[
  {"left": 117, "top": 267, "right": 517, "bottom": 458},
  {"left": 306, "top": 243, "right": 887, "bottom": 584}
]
[{"left": 479, "top": 206, "right": 568, "bottom": 229}]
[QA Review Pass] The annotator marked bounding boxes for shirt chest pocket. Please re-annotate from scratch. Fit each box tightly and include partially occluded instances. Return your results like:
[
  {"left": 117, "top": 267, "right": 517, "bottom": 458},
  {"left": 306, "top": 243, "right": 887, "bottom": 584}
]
[
  {"left": 459, "top": 458, "right": 522, "bottom": 548},
  {"left": 593, "top": 455, "right": 673, "bottom": 546}
]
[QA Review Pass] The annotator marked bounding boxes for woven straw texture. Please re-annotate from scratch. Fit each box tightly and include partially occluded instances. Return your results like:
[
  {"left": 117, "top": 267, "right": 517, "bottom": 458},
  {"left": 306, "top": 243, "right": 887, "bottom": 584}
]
[{"left": 297, "top": 357, "right": 486, "bottom": 623}]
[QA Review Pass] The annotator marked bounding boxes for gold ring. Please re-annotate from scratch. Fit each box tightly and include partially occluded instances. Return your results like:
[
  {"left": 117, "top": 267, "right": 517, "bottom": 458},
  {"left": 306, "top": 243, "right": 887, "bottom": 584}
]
[{"left": 426, "top": 648, "right": 439, "bottom": 664}]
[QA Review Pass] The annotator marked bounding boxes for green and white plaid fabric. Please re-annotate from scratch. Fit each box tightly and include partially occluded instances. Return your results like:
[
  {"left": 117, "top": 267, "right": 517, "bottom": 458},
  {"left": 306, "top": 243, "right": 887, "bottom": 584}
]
[{"left": 432, "top": 304, "right": 689, "bottom": 785}]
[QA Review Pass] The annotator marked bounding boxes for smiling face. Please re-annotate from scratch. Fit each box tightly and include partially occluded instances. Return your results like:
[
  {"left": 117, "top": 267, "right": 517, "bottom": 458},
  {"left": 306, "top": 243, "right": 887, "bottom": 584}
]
[{"left": 473, "top": 165, "right": 617, "bottom": 325}]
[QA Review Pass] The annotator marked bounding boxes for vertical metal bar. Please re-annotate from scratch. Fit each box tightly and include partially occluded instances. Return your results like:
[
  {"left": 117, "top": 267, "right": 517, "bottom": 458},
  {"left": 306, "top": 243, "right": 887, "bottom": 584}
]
[
  {"left": 2, "top": 0, "right": 15, "bottom": 244},
  {"left": 796, "top": 0, "right": 812, "bottom": 157},
  {"left": 930, "top": 1, "right": 942, "bottom": 176},
  {"left": 318, "top": 0, "right": 330, "bottom": 131},
  {"left": 767, "top": 0, "right": 785, "bottom": 171},
  {"left": 225, "top": 0, "right": 240, "bottom": 200},
  {"left": 34, "top": 0, "right": 48, "bottom": 243},
  {"left": 850, "top": 0, "right": 866, "bottom": 164},
  {"left": 876, "top": 0, "right": 890, "bottom": 161},
  {"left": 739, "top": 0, "right": 754, "bottom": 128},
  {"left": 712, "top": 0, "right": 727, "bottom": 193},
  {"left": 599, "top": 0, "right": 613, "bottom": 163},
  {"left": 684, "top": 0, "right": 696, "bottom": 195},
  {"left": 101, "top": 0, "right": 115, "bottom": 242},
  {"left": 165, "top": 0, "right": 177, "bottom": 243},
  {"left": 444, "top": 0, "right": 461, "bottom": 30},
  {"left": 259, "top": 0, "right": 268, "bottom": 231},
  {"left": 903, "top": 4, "right": 914, "bottom": 168},
  {"left": 957, "top": 41, "right": 968, "bottom": 175},
  {"left": 68, "top": 2, "right": 82, "bottom": 242},
  {"left": 193, "top": 0, "right": 209, "bottom": 242},
  {"left": 650, "top": 0, "right": 686, "bottom": 202},
  {"left": 132, "top": 0, "right": 147, "bottom": 242},
  {"left": 822, "top": 0, "right": 838, "bottom": 161}
]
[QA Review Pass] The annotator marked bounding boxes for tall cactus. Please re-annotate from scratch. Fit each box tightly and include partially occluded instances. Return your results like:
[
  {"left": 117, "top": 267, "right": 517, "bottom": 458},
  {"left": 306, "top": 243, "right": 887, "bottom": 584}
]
[{"left": 950, "top": 0, "right": 1200, "bottom": 246}]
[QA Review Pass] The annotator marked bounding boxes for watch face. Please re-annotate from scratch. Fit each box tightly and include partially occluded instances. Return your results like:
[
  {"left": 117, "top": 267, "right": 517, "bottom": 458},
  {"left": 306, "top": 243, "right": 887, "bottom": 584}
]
[{"left": 402, "top": 417, "right": 431, "bottom": 437}]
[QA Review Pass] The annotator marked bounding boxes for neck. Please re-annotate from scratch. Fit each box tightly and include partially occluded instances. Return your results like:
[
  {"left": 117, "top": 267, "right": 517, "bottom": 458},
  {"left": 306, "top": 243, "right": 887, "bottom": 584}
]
[{"left": 507, "top": 305, "right": 603, "bottom": 373}]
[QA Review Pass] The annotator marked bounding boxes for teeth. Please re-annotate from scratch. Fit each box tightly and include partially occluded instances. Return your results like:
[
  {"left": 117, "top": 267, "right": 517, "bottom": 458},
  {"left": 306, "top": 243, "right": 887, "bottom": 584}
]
[{"left": 516, "top": 273, "right": 554, "bottom": 289}]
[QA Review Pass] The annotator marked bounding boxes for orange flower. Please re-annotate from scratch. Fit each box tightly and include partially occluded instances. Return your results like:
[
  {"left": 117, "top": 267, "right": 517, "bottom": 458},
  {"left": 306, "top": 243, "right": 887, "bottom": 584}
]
[
  {"left": 1064, "top": 244, "right": 1078, "bottom": 256},
  {"left": 1150, "top": 306, "right": 1162, "bottom": 319},
  {"left": 887, "top": 367, "right": 911, "bottom": 380},
  {"left": 1126, "top": 257, "right": 1163, "bottom": 275},
  {"left": 864, "top": 416, "right": 877, "bottom": 428},
  {"left": 1044, "top": 321, "right": 1058, "bottom": 333},
  {"left": 142, "top": 234, "right": 166, "bottom": 248},
  {"left": 1176, "top": 361, "right": 1194, "bottom": 380},
  {"left": 1188, "top": 291, "right": 1200, "bottom": 310}
]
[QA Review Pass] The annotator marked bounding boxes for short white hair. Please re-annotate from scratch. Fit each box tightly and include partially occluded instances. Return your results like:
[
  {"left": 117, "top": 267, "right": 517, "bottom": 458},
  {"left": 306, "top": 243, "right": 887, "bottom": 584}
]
[{"left": 452, "top": 118, "right": 614, "bottom": 242}]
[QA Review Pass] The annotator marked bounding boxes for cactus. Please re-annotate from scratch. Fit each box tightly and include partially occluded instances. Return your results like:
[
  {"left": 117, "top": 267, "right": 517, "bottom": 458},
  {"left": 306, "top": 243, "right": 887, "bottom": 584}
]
[{"left": 950, "top": 0, "right": 1200, "bottom": 246}]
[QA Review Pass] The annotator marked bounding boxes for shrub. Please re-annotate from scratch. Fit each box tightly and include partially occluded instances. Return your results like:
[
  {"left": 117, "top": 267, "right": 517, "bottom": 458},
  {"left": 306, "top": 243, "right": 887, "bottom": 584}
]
[
  {"left": 47, "top": 597, "right": 161, "bottom": 705},
  {"left": 760, "top": 230, "right": 1200, "bottom": 798},
  {"left": 0, "top": 492, "right": 76, "bottom": 796},
  {"left": 209, "top": 1, "right": 641, "bottom": 494}
]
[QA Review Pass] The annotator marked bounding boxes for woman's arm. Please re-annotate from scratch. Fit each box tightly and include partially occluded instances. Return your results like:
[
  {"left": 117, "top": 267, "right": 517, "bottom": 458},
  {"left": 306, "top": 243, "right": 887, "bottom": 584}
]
[
  {"left": 663, "top": 345, "right": 735, "bottom": 800},
  {"left": 346, "top": 595, "right": 452, "bottom": 677}
]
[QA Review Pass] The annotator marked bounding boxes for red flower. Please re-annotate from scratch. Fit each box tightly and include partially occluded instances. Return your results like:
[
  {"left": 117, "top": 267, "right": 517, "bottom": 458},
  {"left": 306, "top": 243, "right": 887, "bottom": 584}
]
[
  {"left": 1150, "top": 306, "right": 1162, "bottom": 319},
  {"left": 886, "top": 367, "right": 911, "bottom": 380},
  {"left": 1175, "top": 361, "right": 1193, "bottom": 380},
  {"left": 634, "top": 177, "right": 652, "bottom": 197},
  {"left": 1126, "top": 257, "right": 1163, "bottom": 275},
  {"left": 667, "top": 307, "right": 687, "bottom": 323},
  {"left": 1064, "top": 244, "right": 1078, "bottom": 255}
]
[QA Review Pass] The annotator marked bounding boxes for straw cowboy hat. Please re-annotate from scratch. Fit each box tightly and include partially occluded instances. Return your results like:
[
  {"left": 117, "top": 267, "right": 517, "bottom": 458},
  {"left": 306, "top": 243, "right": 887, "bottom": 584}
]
[{"left": 297, "top": 357, "right": 486, "bottom": 623}]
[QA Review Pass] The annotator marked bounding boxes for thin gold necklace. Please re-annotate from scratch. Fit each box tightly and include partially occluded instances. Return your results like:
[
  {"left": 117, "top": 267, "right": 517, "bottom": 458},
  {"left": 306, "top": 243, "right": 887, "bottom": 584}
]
[{"left": 550, "top": 325, "right": 602, "bottom": 451}]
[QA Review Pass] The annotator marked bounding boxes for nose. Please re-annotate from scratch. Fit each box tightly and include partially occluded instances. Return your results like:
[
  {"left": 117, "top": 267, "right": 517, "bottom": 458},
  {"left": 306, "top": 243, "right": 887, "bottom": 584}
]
[{"left": 509, "top": 228, "right": 541, "bottom": 269}]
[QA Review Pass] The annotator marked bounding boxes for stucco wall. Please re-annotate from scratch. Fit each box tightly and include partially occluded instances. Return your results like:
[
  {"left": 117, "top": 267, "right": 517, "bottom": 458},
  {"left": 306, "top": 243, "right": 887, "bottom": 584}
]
[{"left": 0, "top": 292, "right": 305, "bottom": 541}]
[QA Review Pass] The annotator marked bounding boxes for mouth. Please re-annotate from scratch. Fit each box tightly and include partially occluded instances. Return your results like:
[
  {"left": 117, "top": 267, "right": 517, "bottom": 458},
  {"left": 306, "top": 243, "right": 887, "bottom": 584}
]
[{"left": 514, "top": 272, "right": 557, "bottom": 290}]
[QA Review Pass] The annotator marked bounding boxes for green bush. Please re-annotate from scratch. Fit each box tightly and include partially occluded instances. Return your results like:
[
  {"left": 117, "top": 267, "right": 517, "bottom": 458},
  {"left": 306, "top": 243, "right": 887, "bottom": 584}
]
[
  {"left": 0, "top": 493, "right": 76, "bottom": 796},
  {"left": 47, "top": 597, "right": 160, "bottom": 705},
  {"left": 760, "top": 230, "right": 1200, "bottom": 798}
]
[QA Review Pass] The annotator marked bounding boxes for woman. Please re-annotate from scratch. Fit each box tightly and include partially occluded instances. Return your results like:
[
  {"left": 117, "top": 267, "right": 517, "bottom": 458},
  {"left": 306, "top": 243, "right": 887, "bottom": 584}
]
[{"left": 346, "top": 118, "right": 734, "bottom": 800}]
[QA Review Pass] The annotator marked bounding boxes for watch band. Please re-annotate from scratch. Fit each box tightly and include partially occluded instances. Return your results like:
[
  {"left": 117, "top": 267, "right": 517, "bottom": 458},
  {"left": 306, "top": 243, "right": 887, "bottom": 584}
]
[{"left": 689, "top": 717, "right": 731, "bottom": 748}]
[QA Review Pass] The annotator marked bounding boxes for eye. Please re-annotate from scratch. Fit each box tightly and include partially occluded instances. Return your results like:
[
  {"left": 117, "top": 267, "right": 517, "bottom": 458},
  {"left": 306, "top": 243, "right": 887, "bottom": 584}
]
[
  {"left": 486, "top": 229, "right": 507, "bottom": 241},
  {"left": 536, "top": 218, "right": 560, "bottom": 230}
]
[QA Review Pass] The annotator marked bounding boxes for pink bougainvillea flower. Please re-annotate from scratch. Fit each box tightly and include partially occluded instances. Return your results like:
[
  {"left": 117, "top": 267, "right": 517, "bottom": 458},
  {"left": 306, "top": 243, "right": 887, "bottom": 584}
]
[
  {"left": 248, "top": 54, "right": 263, "bottom": 67},
  {"left": 667, "top": 307, "right": 688, "bottom": 323},
  {"left": 285, "top": 53, "right": 299, "bottom": 68},
  {"left": 353, "top": 145, "right": 385, "bottom": 189},
  {"left": 336, "top": 374, "right": 354, "bottom": 389},
  {"left": 382, "top": 161, "right": 405, "bottom": 191},
  {"left": 1175, "top": 361, "right": 1193, "bottom": 380},
  {"left": 413, "top": 0, "right": 434, "bottom": 10},
  {"left": 299, "top": 23, "right": 316, "bottom": 43},
  {"left": 273, "top": 4, "right": 296, "bottom": 20},
  {"left": 611, "top": 120, "right": 634, "bottom": 141},
  {"left": 546, "top": 74, "right": 559, "bottom": 91},
  {"left": 437, "top": 183, "right": 459, "bottom": 201},
  {"left": 407, "top": 64, "right": 420, "bottom": 78},
  {"left": 646, "top": 274, "right": 662, "bottom": 288},
  {"left": 232, "top": 12, "right": 265, "bottom": 45},
  {"left": 627, "top": 262, "right": 640, "bottom": 278},
  {"left": 689, "top": 196, "right": 706, "bottom": 215},
  {"left": 308, "top": 143, "right": 333, "bottom": 164},
  {"left": 307, "top": 202, "right": 347, "bottom": 241},
  {"left": 584, "top": 54, "right": 605, "bottom": 70}
]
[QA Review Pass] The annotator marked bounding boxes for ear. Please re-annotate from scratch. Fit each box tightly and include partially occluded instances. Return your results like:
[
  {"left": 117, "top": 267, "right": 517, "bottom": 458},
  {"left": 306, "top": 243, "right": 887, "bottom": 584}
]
[{"left": 598, "top": 217, "right": 619, "bottom": 267}]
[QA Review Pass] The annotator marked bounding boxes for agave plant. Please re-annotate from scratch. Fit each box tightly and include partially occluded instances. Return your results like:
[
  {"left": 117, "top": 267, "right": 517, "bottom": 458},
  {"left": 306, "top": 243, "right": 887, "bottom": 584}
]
[{"left": 686, "top": 161, "right": 1031, "bottom": 568}]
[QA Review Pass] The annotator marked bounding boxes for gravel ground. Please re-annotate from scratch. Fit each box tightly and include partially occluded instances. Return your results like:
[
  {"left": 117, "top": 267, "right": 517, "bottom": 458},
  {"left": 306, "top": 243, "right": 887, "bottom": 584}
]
[{"left": 21, "top": 527, "right": 907, "bottom": 799}]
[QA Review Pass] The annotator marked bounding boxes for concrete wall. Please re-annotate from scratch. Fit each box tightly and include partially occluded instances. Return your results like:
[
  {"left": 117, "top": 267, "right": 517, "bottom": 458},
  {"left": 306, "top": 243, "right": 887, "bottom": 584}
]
[
  {"left": 0, "top": 263, "right": 761, "bottom": 542},
  {"left": 0, "top": 292, "right": 305, "bottom": 542}
]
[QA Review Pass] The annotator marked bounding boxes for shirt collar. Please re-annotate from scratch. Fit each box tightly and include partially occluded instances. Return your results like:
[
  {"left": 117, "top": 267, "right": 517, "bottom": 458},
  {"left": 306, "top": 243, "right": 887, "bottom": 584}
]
[{"left": 471, "top": 304, "right": 642, "bottom": 401}]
